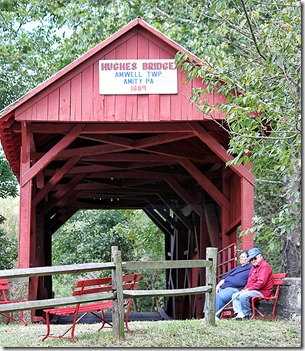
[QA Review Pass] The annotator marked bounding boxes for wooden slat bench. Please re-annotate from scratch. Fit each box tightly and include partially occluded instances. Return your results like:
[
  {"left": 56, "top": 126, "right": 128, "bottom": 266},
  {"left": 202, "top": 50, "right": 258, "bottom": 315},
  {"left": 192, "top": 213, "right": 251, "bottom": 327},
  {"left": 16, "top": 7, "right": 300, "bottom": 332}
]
[
  {"left": 42, "top": 273, "right": 142, "bottom": 342},
  {"left": 250, "top": 272, "right": 286, "bottom": 320},
  {"left": 0, "top": 278, "right": 28, "bottom": 326}
]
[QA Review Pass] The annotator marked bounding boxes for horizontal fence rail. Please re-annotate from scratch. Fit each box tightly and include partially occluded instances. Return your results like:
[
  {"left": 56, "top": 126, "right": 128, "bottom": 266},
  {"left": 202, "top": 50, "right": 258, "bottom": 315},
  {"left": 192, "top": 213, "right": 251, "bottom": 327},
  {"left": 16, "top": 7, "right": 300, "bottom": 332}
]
[
  {"left": 0, "top": 292, "right": 115, "bottom": 313},
  {"left": 0, "top": 246, "right": 217, "bottom": 340},
  {"left": 125, "top": 259, "right": 212, "bottom": 270},
  {"left": 124, "top": 286, "right": 212, "bottom": 298},
  {"left": 0, "top": 262, "right": 115, "bottom": 279}
]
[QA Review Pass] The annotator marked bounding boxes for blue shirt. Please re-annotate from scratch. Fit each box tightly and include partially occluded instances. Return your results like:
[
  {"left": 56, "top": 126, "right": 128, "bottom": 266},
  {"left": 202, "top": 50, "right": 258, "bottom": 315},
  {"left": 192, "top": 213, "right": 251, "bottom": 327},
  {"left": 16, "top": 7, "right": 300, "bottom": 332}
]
[{"left": 221, "top": 264, "right": 251, "bottom": 290}]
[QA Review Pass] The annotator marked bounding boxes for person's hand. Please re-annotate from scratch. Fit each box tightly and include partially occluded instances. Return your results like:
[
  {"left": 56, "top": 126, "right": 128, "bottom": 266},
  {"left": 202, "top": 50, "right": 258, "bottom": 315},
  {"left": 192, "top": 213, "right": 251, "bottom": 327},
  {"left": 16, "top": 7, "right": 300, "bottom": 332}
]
[{"left": 216, "top": 279, "right": 224, "bottom": 293}]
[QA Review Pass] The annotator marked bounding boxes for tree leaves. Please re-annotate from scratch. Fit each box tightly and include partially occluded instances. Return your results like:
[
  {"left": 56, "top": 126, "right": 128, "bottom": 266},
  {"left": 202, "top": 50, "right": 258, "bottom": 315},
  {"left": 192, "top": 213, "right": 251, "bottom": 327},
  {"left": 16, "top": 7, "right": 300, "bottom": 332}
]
[
  {"left": 175, "top": 0, "right": 301, "bottom": 272},
  {"left": 0, "top": 148, "right": 18, "bottom": 199}
]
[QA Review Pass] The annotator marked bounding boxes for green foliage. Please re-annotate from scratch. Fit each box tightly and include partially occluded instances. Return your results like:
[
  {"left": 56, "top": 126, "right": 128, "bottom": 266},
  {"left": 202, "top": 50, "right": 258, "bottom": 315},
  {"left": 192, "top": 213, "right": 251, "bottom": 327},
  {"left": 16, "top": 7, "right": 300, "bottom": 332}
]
[
  {"left": 0, "top": 147, "right": 19, "bottom": 269},
  {"left": 52, "top": 209, "right": 133, "bottom": 296},
  {"left": 175, "top": 1, "right": 300, "bottom": 171},
  {"left": 113, "top": 210, "right": 166, "bottom": 310},
  {"left": 0, "top": 199, "right": 18, "bottom": 269},
  {"left": 0, "top": 0, "right": 171, "bottom": 109},
  {"left": 52, "top": 209, "right": 133, "bottom": 265},
  {"left": 0, "top": 196, "right": 19, "bottom": 239},
  {"left": 0, "top": 0, "right": 65, "bottom": 108},
  {"left": 0, "top": 147, "right": 18, "bottom": 199},
  {"left": 0, "top": 196, "right": 19, "bottom": 269},
  {"left": 116, "top": 210, "right": 165, "bottom": 261},
  {"left": 52, "top": 209, "right": 165, "bottom": 311},
  {"left": 0, "top": 226, "right": 17, "bottom": 270},
  {"left": 175, "top": 0, "right": 301, "bottom": 270}
]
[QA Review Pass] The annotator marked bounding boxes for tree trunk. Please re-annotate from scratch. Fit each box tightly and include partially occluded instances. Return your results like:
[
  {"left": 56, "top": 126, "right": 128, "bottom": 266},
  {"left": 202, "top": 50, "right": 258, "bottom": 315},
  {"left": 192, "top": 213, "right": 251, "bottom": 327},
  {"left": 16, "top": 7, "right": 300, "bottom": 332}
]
[{"left": 280, "top": 155, "right": 301, "bottom": 277}]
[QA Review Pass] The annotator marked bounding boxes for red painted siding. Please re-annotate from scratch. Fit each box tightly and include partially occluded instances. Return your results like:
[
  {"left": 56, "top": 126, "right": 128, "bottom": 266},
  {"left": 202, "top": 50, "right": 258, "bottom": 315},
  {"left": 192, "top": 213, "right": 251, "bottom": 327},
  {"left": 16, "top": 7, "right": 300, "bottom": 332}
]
[
  {"left": 230, "top": 173, "right": 241, "bottom": 222},
  {"left": 15, "top": 30, "right": 228, "bottom": 124}
]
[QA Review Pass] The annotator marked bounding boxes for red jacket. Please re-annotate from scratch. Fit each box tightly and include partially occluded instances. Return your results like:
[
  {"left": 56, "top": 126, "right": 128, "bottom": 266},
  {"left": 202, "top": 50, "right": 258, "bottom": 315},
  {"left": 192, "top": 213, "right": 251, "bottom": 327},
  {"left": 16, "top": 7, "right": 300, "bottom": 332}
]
[{"left": 244, "top": 259, "right": 273, "bottom": 297}]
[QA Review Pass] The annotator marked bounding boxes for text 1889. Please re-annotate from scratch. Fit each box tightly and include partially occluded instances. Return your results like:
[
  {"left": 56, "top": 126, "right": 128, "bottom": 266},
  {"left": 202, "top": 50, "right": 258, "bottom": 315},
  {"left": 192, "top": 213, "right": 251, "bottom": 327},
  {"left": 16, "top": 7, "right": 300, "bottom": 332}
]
[{"left": 131, "top": 85, "right": 147, "bottom": 91}]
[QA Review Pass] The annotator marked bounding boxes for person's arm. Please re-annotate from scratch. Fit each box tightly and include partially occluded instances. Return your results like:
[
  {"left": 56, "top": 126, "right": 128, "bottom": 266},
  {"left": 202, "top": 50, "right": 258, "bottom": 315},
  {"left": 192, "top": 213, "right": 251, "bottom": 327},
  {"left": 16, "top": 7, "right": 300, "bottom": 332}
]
[
  {"left": 216, "top": 279, "right": 225, "bottom": 293},
  {"left": 244, "top": 262, "right": 272, "bottom": 291},
  {"left": 241, "top": 266, "right": 254, "bottom": 291},
  {"left": 216, "top": 266, "right": 238, "bottom": 292}
]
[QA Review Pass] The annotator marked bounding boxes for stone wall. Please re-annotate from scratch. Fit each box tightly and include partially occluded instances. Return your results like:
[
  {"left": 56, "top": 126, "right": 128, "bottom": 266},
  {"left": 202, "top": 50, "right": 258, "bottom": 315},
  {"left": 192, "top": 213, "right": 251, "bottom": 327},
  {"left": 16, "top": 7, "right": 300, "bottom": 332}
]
[
  {"left": 274, "top": 277, "right": 301, "bottom": 319},
  {"left": 0, "top": 277, "right": 30, "bottom": 324},
  {"left": 252, "top": 277, "right": 301, "bottom": 320}
]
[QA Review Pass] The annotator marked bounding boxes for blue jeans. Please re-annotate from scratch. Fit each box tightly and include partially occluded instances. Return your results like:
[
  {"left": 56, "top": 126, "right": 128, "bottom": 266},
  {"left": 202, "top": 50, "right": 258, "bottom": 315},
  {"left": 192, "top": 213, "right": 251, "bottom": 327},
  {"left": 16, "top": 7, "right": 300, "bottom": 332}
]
[
  {"left": 216, "top": 287, "right": 239, "bottom": 317},
  {"left": 203, "top": 287, "right": 239, "bottom": 318},
  {"left": 232, "top": 290, "right": 263, "bottom": 317}
]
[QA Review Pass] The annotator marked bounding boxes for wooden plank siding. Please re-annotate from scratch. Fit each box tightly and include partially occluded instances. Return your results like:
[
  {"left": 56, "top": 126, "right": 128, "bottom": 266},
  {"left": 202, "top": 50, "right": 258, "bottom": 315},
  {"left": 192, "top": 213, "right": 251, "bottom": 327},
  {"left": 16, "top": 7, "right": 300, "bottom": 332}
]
[
  {"left": 148, "top": 40, "right": 161, "bottom": 121},
  {"left": 59, "top": 81, "right": 71, "bottom": 121},
  {"left": 15, "top": 31, "right": 227, "bottom": 124},
  {"left": 137, "top": 34, "right": 149, "bottom": 121},
  {"left": 114, "top": 42, "right": 127, "bottom": 121}
]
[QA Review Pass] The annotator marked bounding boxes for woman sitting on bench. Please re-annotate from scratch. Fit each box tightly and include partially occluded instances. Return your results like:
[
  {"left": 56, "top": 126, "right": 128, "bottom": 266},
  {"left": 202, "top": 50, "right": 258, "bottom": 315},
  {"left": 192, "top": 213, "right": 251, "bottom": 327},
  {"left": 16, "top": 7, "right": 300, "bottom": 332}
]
[
  {"left": 214, "top": 250, "right": 251, "bottom": 318},
  {"left": 204, "top": 250, "right": 251, "bottom": 319}
]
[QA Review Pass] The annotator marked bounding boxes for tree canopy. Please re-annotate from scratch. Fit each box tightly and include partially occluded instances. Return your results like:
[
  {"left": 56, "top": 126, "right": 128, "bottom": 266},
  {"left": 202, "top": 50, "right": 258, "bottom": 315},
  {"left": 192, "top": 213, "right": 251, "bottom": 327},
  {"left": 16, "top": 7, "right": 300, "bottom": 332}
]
[
  {"left": 0, "top": 0, "right": 301, "bottom": 275},
  {"left": 174, "top": 0, "right": 301, "bottom": 275},
  {"left": 0, "top": 148, "right": 18, "bottom": 268}
]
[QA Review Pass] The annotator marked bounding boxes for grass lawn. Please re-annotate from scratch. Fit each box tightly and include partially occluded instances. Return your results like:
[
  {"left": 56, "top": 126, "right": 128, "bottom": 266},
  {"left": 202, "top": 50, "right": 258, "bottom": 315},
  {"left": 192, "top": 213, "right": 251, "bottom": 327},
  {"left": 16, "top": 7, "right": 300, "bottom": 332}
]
[{"left": 0, "top": 317, "right": 301, "bottom": 348}]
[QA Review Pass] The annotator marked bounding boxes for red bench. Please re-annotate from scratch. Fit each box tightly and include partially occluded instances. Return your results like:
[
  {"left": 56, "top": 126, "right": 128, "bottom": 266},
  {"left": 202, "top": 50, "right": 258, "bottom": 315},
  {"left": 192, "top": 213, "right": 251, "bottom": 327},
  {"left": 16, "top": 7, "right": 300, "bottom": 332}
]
[
  {"left": 0, "top": 278, "right": 28, "bottom": 325},
  {"left": 42, "top": 273, "right": 141, "bottom": 342},
  {"left": 250, "top": 272, "right": 286, "bottom": 320}
]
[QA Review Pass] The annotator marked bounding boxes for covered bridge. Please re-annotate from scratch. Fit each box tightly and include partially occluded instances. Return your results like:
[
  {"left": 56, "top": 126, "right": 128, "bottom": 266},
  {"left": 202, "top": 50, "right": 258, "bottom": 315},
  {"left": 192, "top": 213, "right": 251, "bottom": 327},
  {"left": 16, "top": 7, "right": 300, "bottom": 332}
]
[{"left": 0, "top": 18, "right": 254, "bottom": 322}]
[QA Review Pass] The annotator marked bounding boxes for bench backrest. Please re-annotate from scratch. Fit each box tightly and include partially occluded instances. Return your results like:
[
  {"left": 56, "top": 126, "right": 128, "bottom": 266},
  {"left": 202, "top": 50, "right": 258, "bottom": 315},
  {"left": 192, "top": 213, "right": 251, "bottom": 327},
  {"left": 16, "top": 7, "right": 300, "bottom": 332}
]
[
  {"left": 0, "top": 279, "right": 10, "bottom": 302},
  {"left": 72, "top": 273, "right": 142, "bottom": 297},
  {"left": 72, "top": 277, "right": 112, "bottom": 296},
  {"left": 272, "top": 273, "right": 286, "bottom": 298},
  {"left": 121, "top": 273, "right": 142, "bottom": 291}
]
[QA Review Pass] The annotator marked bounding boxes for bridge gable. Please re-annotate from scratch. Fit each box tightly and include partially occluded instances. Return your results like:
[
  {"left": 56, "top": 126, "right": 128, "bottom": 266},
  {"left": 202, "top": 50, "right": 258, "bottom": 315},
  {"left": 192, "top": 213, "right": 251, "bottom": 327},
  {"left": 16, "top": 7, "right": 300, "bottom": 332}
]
[{"left": 12, "top": 19, "right": 226, "bottom": 123}]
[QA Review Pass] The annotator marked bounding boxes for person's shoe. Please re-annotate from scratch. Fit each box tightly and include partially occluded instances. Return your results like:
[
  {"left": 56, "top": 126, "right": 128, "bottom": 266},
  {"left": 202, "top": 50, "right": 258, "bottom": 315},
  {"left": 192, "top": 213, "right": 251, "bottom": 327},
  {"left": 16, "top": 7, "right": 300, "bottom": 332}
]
[{"left": 232, "top": 312, "right": 245, "bottom": 320}]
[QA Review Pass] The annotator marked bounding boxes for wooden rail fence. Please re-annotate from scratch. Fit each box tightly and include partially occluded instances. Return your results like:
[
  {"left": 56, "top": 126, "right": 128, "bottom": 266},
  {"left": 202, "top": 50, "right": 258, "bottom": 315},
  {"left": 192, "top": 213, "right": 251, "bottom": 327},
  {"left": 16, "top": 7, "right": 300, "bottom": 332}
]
[{"left": 0, "top": 246, "right": 217, "bottom": 340}]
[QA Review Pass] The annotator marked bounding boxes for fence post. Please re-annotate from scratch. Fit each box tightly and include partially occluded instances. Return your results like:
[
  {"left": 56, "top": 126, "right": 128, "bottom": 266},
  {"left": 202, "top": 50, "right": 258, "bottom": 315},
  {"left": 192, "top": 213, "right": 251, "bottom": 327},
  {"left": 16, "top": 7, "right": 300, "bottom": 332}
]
[
  {"left": 205, "top": 247, "right": 217, "bottom": 326},
  {"left": 111, "top": 246, "right": 124, "bottom": 340}
]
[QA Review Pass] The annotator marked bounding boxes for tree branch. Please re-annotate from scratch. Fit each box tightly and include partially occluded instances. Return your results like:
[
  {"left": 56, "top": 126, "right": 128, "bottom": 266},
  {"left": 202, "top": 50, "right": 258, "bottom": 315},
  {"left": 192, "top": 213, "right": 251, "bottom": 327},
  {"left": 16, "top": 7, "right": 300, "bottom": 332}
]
[{"left": 240, "top": 0, "right": 266, "bottom": 60}]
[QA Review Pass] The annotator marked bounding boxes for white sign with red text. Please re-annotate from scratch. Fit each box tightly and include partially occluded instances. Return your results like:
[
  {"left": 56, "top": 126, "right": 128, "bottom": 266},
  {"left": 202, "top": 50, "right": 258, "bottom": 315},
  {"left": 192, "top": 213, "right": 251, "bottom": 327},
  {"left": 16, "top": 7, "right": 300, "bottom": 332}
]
[{"left": 99, "top": 59, "right": 178, "bottom": 95}]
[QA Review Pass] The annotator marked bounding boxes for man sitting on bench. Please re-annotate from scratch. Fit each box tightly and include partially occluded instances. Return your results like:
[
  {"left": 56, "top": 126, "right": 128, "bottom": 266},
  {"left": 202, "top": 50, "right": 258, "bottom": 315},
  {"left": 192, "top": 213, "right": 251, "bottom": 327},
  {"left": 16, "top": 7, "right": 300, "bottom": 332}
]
[{"left": 231, "top": 247, "right": 273, "bottom": 320}]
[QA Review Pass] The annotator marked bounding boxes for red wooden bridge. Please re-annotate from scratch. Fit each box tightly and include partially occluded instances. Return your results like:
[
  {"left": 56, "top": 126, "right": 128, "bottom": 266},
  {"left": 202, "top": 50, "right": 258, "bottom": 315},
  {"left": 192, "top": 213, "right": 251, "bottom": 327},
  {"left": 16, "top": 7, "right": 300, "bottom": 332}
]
[{"left": 0, "top": 18, "right": 254, "bottom": 322}]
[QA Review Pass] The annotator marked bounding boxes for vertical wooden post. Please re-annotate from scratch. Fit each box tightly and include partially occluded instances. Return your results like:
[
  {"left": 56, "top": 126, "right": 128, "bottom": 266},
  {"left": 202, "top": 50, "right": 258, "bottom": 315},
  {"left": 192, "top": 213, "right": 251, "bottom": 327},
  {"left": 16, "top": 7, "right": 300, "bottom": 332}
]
[
  {"left": 205, "top": 247, "right": 217, "bottom": 326},
  {"left": 111, "top": 246, "right": 124, "bottom": 340},
  {"left": 19, "top": 122, "right": 32, "bottom": 268},
  {"left": 221, "top": 165, "right": 231, "bottom": 249},
  {"left": 241, "top": 177, "right": 254, "bottom": 249}
]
